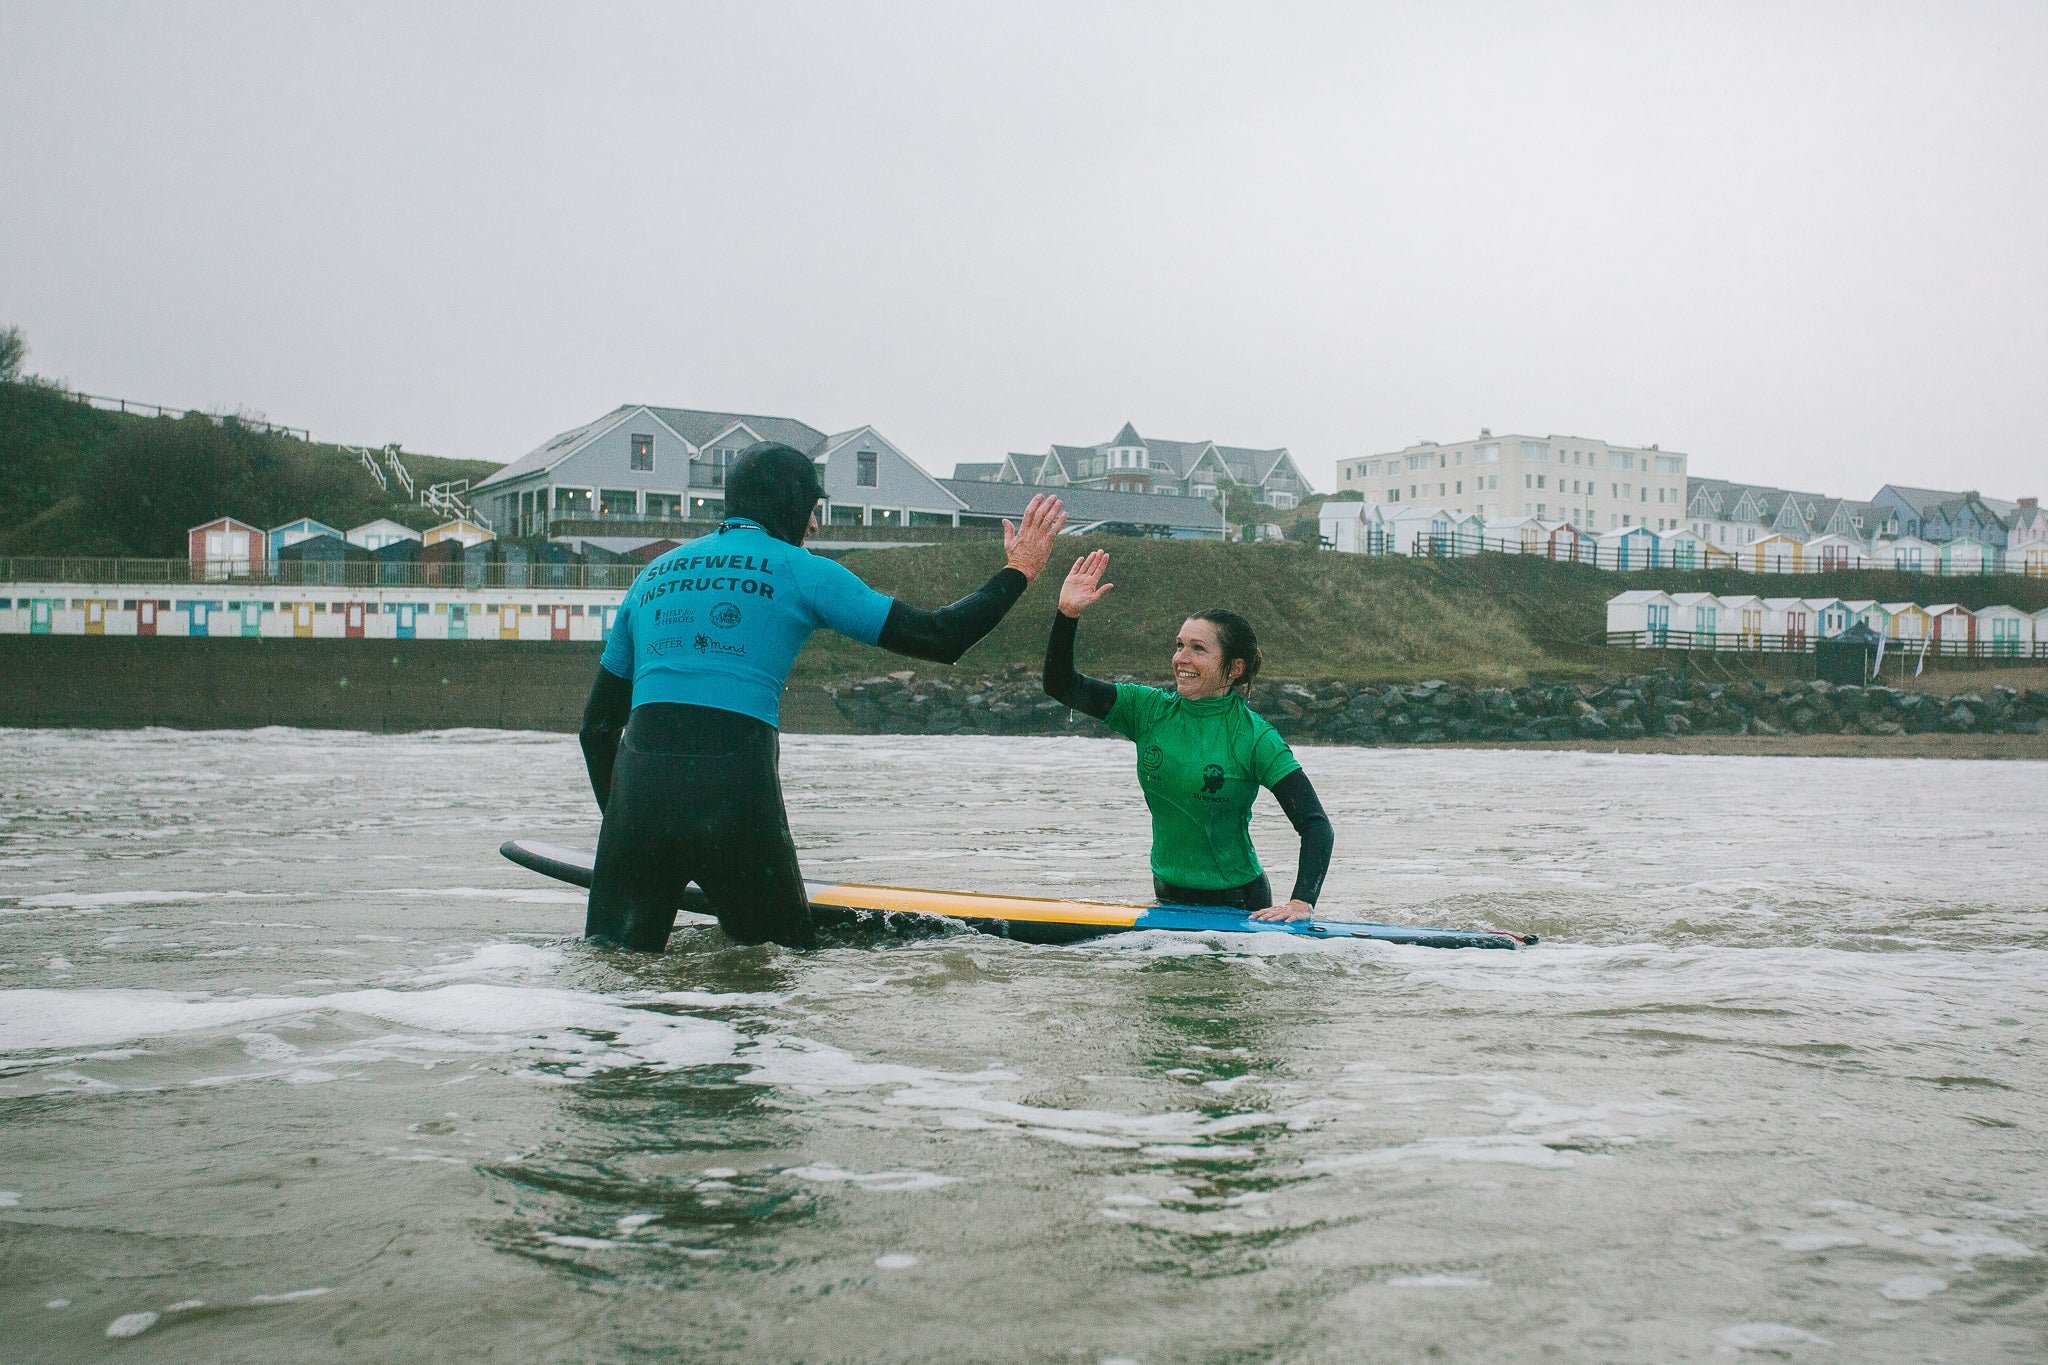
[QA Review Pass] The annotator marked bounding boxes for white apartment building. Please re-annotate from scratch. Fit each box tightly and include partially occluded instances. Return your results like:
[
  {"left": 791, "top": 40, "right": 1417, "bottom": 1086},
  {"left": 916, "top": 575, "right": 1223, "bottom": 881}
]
[{"left": 1334, "top": 430, "right": 1690, "bottom": 532}]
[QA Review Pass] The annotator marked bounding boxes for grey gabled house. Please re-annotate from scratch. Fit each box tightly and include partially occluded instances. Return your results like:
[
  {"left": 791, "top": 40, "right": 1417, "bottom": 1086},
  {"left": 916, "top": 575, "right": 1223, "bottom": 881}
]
[
  {"left": 475, "top": 405, "right": 971, "bottom": 535},
  {"left": 980, "top": 422, "right": 1313, "bottom": 510}
]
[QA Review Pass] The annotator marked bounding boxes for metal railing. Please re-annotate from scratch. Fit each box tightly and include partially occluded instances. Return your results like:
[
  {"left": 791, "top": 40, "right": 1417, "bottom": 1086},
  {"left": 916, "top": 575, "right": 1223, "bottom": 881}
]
[
  {"left": 1607, "top": 627, "right": 2048, "bottom": 660},
  {"left": 1, "top": 557, "right": 640, "bottom": 591},
  {"left": 65, "top": 390, "right": 312, "bottom": 441}
]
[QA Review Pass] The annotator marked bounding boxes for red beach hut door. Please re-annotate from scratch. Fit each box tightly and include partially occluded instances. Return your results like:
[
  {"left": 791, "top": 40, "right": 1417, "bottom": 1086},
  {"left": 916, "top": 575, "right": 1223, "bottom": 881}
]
[
  {"left": 550, "top": 606, "right": 570, "bottom": 641},
  {"left": 345, "top": 604, "right": 366, "bottom": 639}
]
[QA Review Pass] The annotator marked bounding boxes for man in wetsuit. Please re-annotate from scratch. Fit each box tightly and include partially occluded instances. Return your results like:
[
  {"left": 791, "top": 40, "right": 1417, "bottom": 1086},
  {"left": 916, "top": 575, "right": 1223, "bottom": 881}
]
[{"left": 578, "top": 441, "right": 1064, "bottom": 952}]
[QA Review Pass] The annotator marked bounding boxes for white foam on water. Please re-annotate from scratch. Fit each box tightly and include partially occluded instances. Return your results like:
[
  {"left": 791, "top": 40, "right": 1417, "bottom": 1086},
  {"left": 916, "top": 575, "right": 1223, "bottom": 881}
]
[
  {"left": 615, "top": 1213, "right": 659, "bottom": 1234},
  {"left": 8, "top": 889, "right": 299, "bottom": 913},
  {"left": 701, "top": 1166, "right": 738, "bottom": 1178},
  {"left": 1312, "top": 1133, "right": 1581, "bottom": 1171},
  {"left": 45, "top": 958, "right": 72, "bottom": 972},
  {"left": 249, "top": 1286, "right": 332, "bottom": 1304},
  {"left": 1385, "top": 1275, "right": 1490, "bottom": 1288},
  {"left": 1917, "top": 1230, "right": 2035, "bottom": 1262},
  {"left": 874, "top": 1252, "right": 919, "bottom": 1269},
  {"left": 1714, "top": 1322, "right": 1832, "bottom": 1349},
  {"left": 0, "top": 984, "right": 740, "bottom": 1075},
  {"left": 788, "top": 1164, "right": 962, "bottom": 1192},
  {"left": 411, "top": 943, "right": 567, "bottom": 983},
  {"left": 105, "top": 1311, "right": 159, "bottom": 1338},
  {"left": 44, "top": 1298, "right": 69, "bottom": 1309},
  {"left": 1880, "top": 1275, "right": 1946, "bottom": 1301},
  {"left": 165, "top": 1299, "right": 205, "bottom": 1312},
  {"left": 539, "top": 1232, "right": 618, "bottom": 1250}
]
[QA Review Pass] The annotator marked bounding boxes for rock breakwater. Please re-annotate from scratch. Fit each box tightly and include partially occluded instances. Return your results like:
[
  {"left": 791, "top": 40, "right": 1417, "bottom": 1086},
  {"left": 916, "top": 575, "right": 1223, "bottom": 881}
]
[{"left": 825, "top": 670, "right": 2048, "bottom": 745}]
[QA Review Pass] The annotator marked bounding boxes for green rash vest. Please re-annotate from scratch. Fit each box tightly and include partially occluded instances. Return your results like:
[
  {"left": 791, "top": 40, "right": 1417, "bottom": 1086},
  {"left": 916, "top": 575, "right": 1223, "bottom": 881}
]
[{"left": 1103, "top": 683, "right": 1303, "bottom": 891}]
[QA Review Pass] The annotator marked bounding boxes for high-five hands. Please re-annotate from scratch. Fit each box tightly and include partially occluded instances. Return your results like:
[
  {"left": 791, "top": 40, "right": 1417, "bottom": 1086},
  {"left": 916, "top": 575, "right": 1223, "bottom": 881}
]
[
  {"left": 1057, "top": 549, "right": 1114, "bottom": 618},
  {"left": 1003, "top": 494, "right": 1066, "bottom": 582}
]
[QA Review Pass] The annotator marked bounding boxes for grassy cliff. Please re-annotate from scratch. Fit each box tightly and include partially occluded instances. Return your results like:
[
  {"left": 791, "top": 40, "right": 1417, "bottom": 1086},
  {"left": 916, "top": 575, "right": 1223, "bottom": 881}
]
[
  {"left": 0, "top": 379, "right": 501, "bottom": 556},
  {"left": 789, "top": 538, "right": 2048, "bottom": 688}
]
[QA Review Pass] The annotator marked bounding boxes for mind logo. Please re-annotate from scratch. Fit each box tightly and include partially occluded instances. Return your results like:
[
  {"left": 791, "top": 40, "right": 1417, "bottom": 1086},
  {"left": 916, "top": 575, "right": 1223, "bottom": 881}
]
[
  {"left": 1199, "top": 763, "right": 1226, "bottom": 795},
  {"left": 710, "top": 601, "right": 743, "bottom": 629}
]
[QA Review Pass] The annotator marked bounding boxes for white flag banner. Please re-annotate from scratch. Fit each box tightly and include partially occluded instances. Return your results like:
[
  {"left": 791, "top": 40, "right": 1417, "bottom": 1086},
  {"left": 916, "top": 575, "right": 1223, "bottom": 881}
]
[
  {"left": 1872, "top": 626, "right": 1887, "bottom": 679},
  {"left": 1915, "top": 626, "right": 1933, "bottom": 678}
]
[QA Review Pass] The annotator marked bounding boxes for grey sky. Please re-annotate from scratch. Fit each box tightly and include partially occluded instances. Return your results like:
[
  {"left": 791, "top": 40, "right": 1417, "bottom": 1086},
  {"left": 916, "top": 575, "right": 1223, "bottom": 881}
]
[{"left": 3, "top": 2, "right": 2043, "bottom": 500}]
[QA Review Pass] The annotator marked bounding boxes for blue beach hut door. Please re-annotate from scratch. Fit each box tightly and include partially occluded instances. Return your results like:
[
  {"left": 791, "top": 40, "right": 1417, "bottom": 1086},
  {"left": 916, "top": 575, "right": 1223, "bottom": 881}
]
[
  {"left": 1647, "top": 603, "right": 1670, "bottom": 645},
  {"left": 396, "top": 604, "right": 417, "bottom": 639}
]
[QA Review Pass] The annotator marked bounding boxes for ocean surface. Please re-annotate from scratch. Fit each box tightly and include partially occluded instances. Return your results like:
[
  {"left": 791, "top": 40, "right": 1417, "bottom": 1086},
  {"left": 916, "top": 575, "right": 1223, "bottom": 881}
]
[{"left": 2, "top": 728, "right": 2045, "bottom": 1363}]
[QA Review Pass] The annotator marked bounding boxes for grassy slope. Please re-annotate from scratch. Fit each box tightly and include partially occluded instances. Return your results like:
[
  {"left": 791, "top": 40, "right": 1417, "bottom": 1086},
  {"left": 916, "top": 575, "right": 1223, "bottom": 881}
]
[
  {"left": 790, "top": 538, "right": 2048, "bottom": 687},
  {"left": 0, "top": 380, "right": 502, "bottom": 554}
]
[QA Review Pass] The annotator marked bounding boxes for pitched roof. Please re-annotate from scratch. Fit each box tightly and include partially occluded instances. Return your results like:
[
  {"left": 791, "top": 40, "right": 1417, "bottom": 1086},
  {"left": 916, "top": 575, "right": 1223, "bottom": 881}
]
[
  {"left": 1110, "top": 421, "right": 1143, "bottom": 446},
  {"left": 478, "top": 404, "right": 829, "bottom": 490},
  {"left": 951, "top": 462, "right": 1002, "bottom": 481},
  {"left": 937, "top": 479, "right": 1225, "bottom": 531}
]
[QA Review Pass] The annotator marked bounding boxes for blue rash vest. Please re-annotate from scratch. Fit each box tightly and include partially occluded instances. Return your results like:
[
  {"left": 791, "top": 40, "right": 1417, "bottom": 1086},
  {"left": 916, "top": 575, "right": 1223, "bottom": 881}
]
[{"left": 598, "top": 519, "right": 893, "bottom": 727}]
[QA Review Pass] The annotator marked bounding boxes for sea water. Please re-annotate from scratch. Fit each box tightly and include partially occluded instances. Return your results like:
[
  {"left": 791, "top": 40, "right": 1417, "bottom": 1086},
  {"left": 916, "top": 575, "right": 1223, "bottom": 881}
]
[{"left": 1, "top": 728, "right": 2045, "bottom": 1362}]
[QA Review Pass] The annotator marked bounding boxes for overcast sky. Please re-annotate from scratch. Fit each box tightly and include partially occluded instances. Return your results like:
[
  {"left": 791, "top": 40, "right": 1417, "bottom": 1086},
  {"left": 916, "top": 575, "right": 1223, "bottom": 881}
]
[{"left": 3, "top": 2, "right": 2043, "bottom": 499}]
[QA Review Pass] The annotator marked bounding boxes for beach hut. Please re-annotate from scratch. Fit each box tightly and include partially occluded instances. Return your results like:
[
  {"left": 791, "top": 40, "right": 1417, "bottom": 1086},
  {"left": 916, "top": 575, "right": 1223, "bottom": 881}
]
[
  {"left": 1319, "top": 500, "right": 1390, "bottom": 555},
  {"left": 1484, "top": 516, "right": 1545, "bottom": 554},
  {"left": 1701, "top": 540, "right": 1737, "bottom": 570},
  {"left": 1940, "top": 537, "right": 1999, "bottom": 577},
  {"left": 1657, "top": 528, "right": 1708, "bottom": 570},
  {"left": 1671, "top": 591, "right": 1722, "bottom": 645},
  {"left": 2019, "top": 543, "right": 2048, "bottom": 577},
  {"left": 1747, "top": 533, "right": 1805, "bottom": 575},
  {"left": 1875, "top": 535, "right": 1935, "bottom": 574},
  {"left": 1759, "top": 597, "right": 1817, "bottom": 651},
  {"left": 1975, "top": 605, "right": 2032, "bottom": 658},
  {"left": 1543, "top": 520, "right": 1587, "bottom": 563},
  {"left": 1601, "top": 525, "right": 1659, "bottom": 571},
  {"left": 346, "top": 519, "right": 422, "bottom": 552},
  {"left": 1384, "top": 506, "right": 1453, "bottom": 557},
  {"left": 1924, "top": 603, "right": 1975, "bottom": 654},
  {"left": 2033, "top": 607, "right": 2048, "bottom": 658},
  {"left": 1804, "top": 533, "right": 1866, "bottom": 573},
  {"left": 1882, "top": 602, "right": 1931, "bottom": 643},
  {"left": 1605, "top": 590, "right": 1677, "bottom": 647},
  {"left": 1453, "top": 512, "right": 1487, "bottom": 556},
  {"left": 276, "top": 533, "right": 370, "bottom": 587},
  {"left": 1809, "top": 598, "right": 1852, "bottom": 638},
  {"left": 1719, "top": 593, "right": 1765, "bottom": 648},
  {"left": 423, "top": 519, "right": 493, "bottom": 549},
  {"left": 187, "top": 516, "right": 267, "bottom": 581},
  {"left": 267, "top": 518, "right": 342, "bottom": 564}
]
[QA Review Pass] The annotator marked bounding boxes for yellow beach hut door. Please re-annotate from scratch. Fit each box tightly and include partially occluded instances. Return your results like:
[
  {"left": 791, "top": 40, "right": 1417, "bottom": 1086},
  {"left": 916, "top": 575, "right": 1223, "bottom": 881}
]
[
  {"left": 294, "top": 603, "right": 314, "bottom": 638},
  {"left": 84, "top": 600, "right": 106, "bottom": 635},
  {"left": 498, "top": 604, "right": 520, "bottom": 640}
]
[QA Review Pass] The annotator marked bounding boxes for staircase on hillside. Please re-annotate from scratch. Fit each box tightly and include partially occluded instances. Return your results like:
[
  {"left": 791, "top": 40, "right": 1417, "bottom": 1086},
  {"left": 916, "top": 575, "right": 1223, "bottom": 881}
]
[{"left": 341, "top": 442, "right": 490, "bottom": 531}]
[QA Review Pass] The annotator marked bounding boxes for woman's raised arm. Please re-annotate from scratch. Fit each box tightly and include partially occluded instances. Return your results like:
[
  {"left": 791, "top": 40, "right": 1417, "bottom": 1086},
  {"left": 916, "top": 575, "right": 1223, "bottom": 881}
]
[{"left": 1042, "top": 551, "right": 1118, "bottom": 720}]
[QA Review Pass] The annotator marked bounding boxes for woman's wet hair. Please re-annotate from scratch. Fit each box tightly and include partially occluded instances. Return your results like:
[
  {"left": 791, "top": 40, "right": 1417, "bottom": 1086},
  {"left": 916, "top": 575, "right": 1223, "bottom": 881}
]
[
  {"left": 1187, "top": 608, "right": 1262, "bottom": 696},
  {"left": 725, "top": 442, "right": 826, "bottom": 545}
]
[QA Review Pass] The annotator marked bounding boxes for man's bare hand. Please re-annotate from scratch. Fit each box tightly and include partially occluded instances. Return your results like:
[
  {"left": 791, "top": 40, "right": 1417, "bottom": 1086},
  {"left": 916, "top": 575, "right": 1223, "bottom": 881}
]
[
  {"left": 1249, "top": 900, "right": 1314, "bottom": 922},
  {"left": 1002, "top": 494, "right": 1066, "bottom": 582}
]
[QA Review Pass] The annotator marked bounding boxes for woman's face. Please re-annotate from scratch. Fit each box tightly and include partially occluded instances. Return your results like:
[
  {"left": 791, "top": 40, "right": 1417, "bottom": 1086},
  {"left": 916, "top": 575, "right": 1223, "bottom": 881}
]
[{"left": 1172, "top": 618, "right": 1242, "bottom": 700}]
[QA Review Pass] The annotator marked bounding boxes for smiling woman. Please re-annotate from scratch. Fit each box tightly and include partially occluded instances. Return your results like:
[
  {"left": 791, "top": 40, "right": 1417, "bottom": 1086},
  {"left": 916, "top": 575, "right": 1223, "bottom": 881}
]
[{"left": 1040, "top": 550, "right": 1334, "bottom": 922}]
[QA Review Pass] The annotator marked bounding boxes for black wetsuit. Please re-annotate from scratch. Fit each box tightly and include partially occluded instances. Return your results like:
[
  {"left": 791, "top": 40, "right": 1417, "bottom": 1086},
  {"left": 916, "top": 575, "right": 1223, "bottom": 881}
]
[
  {"left": 580, "top": 555, "right": 1028, "bottom": 952},
  {"left": 1042, "top": 612, "right": 1334, "bottom": 911}
]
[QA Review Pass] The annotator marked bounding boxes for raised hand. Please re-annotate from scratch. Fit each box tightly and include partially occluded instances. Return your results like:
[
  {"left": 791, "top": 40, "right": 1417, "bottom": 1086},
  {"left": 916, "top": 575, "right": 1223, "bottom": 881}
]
[
  {"left": 1002, "top": 493, "right": 1066, "bottom": 582},
  {"left": 1057, "top": 549, "right": 1114, "bottom": 617}
]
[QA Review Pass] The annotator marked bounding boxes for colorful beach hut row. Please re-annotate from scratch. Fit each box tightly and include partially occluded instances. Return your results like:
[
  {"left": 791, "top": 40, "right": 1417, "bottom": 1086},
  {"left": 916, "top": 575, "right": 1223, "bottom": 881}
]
[
  {"left": 187, "top": 516, "right": 493, "bottom": 581},
  {"left": 1321, "top": 502, "right": 2048, "bottom": 576},
  {"left": 0, "top": 583, "right": 625, "bottom": 642},
  {"left": 1607, "top": 591, "right": 2048, "bottom": 656}
]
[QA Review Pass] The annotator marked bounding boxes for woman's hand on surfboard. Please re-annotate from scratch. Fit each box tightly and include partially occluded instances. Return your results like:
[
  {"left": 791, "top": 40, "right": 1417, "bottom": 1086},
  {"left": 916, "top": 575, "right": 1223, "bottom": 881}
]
[
  {"left": 1003, "top": 494, "right": 1066, "bottom": 581},
  {"left": 1057, "top": 550, "right": 1114, "bottom": 617},
  {"left": 1249, "top": 899, "right": 1313, "bottom": 922}
]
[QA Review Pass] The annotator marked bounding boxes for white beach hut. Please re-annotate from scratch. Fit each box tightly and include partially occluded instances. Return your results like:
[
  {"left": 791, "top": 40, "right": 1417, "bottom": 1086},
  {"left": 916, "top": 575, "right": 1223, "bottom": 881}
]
[
  {"left": 1807, "top": 598, "right": 1851, "bottom": 638},
  {"left": 1606, "top": 590, "right": 1678, "bottom": 647},
  {"left": 1759, "top": 597, "right": 1817, "bottom": 650},
  {"left": 1940, "top": 537, "right": 1999, "bottom": 577},
  {"left": 1875, "top": 535, "right": 1936, "bottom": 574},
  {"left": 1719, "top": 593, "right": 1765, "bottom": 648},
  {"left": 346, "top": 519, "right": 423, "bottom": 552},
  {"left": 1671, "top": 591, "right": 1723, "bottom": 646},
  {"left": 1804, "top": 533, "right": 1867, "bottom": 573},
  {"left": 1485, "top": 516, "right": 1546, "bottom": 554},
  {"left": 1975, "top": 604, "right": 2033, "bottom": 658},
  {"left": 1318, "top": 500, "right": 1389, "bottom": 555},
  {"left": 1601, "top": 526, "right": 1659, "bottom": 571},
  {"left": 1924, "top": 603, "right": 1976, "bottom": 653},
  {"left": 1386, "top": 506, "right": 1454, "bottom": 557},
  {"left": 1657, "top": 528, "right": 1708, "bottom": 570}
]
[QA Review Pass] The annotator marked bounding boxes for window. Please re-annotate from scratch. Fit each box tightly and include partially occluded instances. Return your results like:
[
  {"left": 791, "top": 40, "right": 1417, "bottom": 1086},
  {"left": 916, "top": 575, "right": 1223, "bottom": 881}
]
[
  {"left": 645, "top": 493, "right": 680, "bottom": 519},
  {"left": 831, "top": 505, "right": 864, "bottom": 526},
  {"left": 630, "top": 434, "right": 654, "bottom": 471},
  {"left": 1608, "top": 452, "right": 1633, "bottom": 470},
  {"left": 600, "top": 489, "right": 638, "bottom": 517},
  {"left": 1456, "top": 481, "right": 1463, "bottom": 494},
  {"left": 1525, "top": 474, "right": 1533, "bottom": 489},
  {"left": 1389, "top": 488, "right": 1401, "bottom": 502},
  {"left": 1476, "top": 445, "right": 1499, "bottom": 463},
  {"left": 872, "top": 508, "right": 902, "bottom": 526},
  {"left": 1537, "top": 475, "right": 1547, "bottom": 489},
  {"left": 1516, "top": 442, "right": 1542, "bottom": 462},
  {"left": 857, "top": 450, "right": 878, "bottom": 487}
]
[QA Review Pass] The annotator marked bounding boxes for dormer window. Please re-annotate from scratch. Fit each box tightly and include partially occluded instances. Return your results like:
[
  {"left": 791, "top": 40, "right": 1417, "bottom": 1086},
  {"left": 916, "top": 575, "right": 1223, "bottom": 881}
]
[{"left": 631, "top": 434, "right": 653, "bottom": 471}]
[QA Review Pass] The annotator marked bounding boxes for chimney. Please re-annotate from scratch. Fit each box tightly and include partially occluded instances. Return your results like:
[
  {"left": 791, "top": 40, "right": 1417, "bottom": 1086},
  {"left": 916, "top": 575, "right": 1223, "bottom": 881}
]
[
  {"left": 1963, "top": 490, "right": 1980, "bottom": 501},
  {"left": 2020, "top": 497, "right": 2037, "bottom": 509},
  {"left": 1479, "top": 428, "right": 1491, "bottom": 437}
]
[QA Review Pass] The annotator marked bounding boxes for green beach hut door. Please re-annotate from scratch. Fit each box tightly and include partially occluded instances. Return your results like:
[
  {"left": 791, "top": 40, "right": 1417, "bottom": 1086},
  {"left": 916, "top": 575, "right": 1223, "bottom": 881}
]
[
  {"left": 240, "top": 602, "right": 262, "bottom": 637},
  {"left": 1647, "top": 603, "right": 1670, "bottom": 645},
  {"left": 30, "top": 598, "right": 52, "bottom": 634},
  {"left": 448, "top": 604, "right": 467, "bottom": 641}
]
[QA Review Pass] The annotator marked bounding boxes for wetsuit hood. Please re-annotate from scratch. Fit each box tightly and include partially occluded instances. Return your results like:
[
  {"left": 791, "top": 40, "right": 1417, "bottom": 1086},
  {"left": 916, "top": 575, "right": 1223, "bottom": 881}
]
[{"left": 726, "top": 442, "right": 826, "bottom": 546}]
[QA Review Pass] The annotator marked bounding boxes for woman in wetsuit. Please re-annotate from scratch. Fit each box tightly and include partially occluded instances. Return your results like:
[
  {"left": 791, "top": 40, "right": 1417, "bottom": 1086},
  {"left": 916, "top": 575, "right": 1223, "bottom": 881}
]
[
  {"left": 1041, "top": 549, "right": 1333, "bottom": 922},
  {"left": 579, "top": 442, "right": 1064, "bottom": 952}
]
